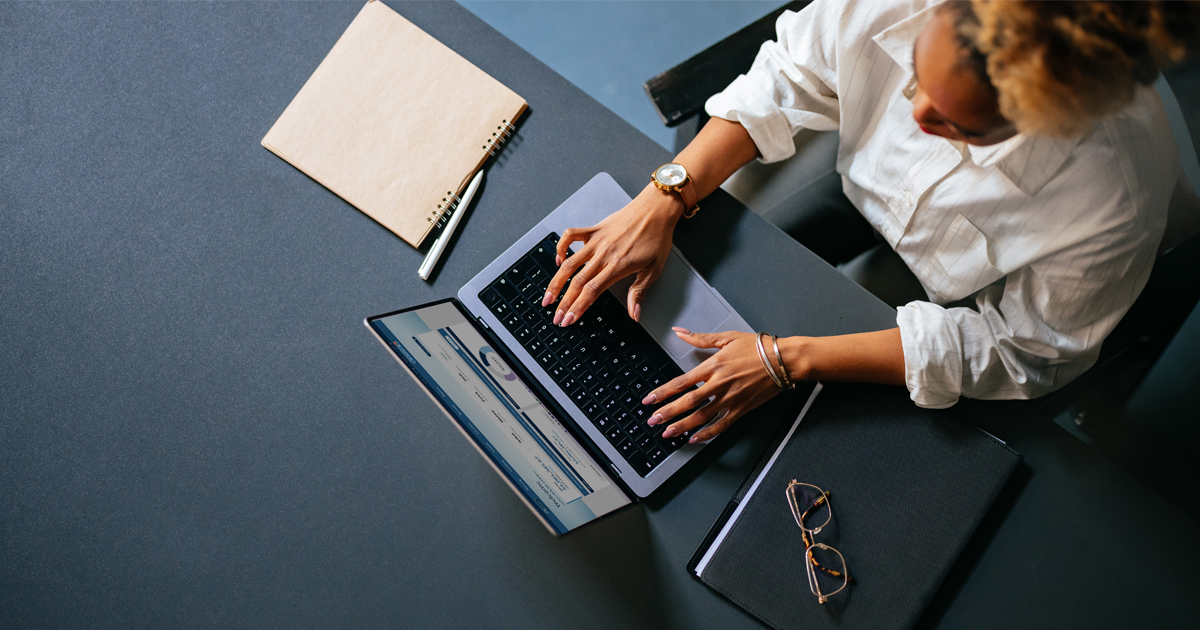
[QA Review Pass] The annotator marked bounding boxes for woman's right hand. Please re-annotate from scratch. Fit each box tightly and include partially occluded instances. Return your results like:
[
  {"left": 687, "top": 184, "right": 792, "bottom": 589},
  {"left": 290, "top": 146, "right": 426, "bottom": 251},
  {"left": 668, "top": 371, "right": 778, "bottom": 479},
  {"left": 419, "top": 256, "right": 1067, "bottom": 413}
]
[{"left": 542, "top": 183, "right": 684, "bottom": 326}]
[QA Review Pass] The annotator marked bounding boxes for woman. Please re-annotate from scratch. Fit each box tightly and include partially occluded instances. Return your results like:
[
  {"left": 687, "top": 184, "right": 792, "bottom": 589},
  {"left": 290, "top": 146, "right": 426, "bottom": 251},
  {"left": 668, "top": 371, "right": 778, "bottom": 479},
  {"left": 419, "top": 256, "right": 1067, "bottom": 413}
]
[{"left": 542, "top": 0, "right": 1199, "bottom": 443}]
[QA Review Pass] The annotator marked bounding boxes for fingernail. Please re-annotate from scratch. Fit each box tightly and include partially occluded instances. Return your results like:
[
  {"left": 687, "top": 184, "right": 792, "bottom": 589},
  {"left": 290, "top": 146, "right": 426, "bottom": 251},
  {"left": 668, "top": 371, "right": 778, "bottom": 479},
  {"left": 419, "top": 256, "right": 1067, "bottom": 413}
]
[
  {"left": 663, "top": 427, "right": 677, "bottom": 438},
  {"left": 642, "top": 393, "right": 657, "bottom": 405},
  {"left": 648, "top": 413, "right": 663, "bottom": 426},
  {"left": 553, "top": 310, "right": 564, "bottom": 325},
  {"left": 555, "top": 255, "right": 562, "bottom": 266},
  {"left": 632, "top": 303, "right": 641, "bottom": 322},
  {"left": 688, "top": 435, "right": 699, "bottom": 444},
  {"left": 561, "top": 312, "right": 576, "bottom": 327},
  {"left": 672, "top": 327, "right": 691, "bottom": 335},
  {"left": 542, "top": 291, "right": 553, "bottom": 307}
]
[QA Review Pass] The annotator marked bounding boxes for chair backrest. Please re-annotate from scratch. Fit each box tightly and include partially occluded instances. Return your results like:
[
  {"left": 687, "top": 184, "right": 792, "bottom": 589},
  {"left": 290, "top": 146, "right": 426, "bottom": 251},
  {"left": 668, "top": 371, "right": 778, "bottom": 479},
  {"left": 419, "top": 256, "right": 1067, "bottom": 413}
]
[{"left": 1155, "top": 75, "right": 1200, "bottom": 255}]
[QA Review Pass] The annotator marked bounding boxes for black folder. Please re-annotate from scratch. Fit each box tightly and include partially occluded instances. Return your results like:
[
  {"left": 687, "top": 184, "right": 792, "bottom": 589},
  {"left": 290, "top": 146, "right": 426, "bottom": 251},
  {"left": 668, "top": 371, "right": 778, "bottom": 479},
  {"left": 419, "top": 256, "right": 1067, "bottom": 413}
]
[{"left": 688, "top": 383, "right": 1022, "bottom": 630}]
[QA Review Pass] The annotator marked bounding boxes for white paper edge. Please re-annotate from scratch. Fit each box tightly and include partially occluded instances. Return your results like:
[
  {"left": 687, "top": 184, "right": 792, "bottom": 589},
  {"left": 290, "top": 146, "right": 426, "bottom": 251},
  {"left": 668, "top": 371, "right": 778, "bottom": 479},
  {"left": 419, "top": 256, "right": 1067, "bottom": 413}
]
[{"left": 694, "top": 383, "right": 824, "bottom": 577}]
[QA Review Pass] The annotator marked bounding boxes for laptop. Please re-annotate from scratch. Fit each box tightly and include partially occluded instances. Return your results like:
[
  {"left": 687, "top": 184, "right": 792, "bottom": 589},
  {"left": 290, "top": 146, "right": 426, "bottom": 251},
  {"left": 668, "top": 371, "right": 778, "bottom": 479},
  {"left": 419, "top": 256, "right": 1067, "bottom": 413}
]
[{"left": 365, "top": 173, "right": 753, "bottom": 534}]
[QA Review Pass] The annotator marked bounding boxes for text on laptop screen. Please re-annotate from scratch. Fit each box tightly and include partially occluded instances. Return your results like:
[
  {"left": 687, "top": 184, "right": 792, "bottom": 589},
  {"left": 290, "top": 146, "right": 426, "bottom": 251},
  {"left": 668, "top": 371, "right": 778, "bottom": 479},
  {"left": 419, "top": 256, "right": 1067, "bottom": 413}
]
[{"left": 370, "top": 302, "right": 631, "bottom": 534}]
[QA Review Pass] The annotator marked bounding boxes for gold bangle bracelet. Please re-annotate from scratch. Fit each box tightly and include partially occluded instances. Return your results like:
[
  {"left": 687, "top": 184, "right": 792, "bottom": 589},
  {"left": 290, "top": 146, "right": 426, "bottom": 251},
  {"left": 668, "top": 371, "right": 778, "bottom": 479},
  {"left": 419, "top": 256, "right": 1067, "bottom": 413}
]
[
  {"left": 756, "top": 332, "right": 786, "bottom": 389},
  {"left": 771, "top": 334, "right": 796, "bottom": 390}
]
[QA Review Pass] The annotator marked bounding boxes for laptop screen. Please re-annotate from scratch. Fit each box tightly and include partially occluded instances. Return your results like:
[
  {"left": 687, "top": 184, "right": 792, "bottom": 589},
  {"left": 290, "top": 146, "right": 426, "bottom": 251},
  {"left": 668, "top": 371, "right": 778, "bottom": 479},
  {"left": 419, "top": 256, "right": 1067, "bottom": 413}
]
[{"left": 368, "top": 300, "right": 632, "bottom": 534}]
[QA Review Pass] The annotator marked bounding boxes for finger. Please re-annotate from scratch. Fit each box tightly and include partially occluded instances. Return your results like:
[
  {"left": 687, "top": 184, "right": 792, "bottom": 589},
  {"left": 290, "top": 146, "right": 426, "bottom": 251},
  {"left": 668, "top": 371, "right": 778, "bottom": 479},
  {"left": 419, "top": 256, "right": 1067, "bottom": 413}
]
[
  {"left": 555, "top": 257, "right": 606, "bottom": 326},
  {"left": 558, "top": 266, "right": 620, "bottom": 327},
  {"left": 625, "top": 267, "right": 660, "bottom": 323},
  {"left": 554, "top": 227, "right": 592, "bottom": 267},
  {"left": 648, "top": 385, "right": 716, "bottom": 427},
  {"left": 659, "top": 400, "right": 723, "bottom": 440},
  {"left": 642, "top": 367, "right": 705, "bottom": 408},
  {"left": 542, "top": 245, "right": 592, "bottom": 309},
  {"left": 671, "top": 329, "right": 735, "bottom": 350},
  {"left": 688, "top": 408, "right": 740, "bottom": 443}
]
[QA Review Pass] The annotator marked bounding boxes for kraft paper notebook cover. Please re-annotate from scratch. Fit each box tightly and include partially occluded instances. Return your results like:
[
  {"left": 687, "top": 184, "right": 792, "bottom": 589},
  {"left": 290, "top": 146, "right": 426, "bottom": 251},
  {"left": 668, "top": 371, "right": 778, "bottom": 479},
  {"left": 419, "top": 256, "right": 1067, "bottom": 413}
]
[
  {"left": 688, "top": 383, "right": 1022, "bottom": 630},
  {"left": 262, "top": 0, "right": 527, "bottom": 247}
]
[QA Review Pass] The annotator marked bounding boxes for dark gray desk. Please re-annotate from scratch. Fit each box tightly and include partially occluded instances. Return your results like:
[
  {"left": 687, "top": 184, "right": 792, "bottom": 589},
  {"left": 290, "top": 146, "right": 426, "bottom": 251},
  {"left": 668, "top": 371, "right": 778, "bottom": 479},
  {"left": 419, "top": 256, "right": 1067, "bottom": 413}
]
[{"left": 2, "top": 2, "right": 1197, "bottom": 628}]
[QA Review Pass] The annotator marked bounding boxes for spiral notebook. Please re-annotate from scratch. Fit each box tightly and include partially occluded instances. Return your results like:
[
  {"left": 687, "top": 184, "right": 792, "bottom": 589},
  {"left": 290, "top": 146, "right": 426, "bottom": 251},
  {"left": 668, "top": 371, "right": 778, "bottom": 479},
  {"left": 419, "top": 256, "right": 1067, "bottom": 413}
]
[
  {"left": 262, "top": 0, "right": 527, "bottom": 247},
  {"left": 689, "top": 383, "right": 1022, "bottom": 630}
]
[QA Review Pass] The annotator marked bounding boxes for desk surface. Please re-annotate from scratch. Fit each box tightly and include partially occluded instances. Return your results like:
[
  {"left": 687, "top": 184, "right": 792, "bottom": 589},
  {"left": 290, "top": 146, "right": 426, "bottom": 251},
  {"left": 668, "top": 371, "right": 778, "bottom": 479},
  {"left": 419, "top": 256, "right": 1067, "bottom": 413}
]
[{"left": 2, "top": 2, "right": 1197, "bottom": 628}]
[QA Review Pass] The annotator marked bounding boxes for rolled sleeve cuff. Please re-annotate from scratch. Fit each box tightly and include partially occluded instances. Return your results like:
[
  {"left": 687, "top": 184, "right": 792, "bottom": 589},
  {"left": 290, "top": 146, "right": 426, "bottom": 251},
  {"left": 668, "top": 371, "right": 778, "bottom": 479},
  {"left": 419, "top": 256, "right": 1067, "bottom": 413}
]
[
  {"left": 896, "top": 302, "right": 964, "bottom": 409},
  {"left": 705, "top": 74, "right": 797, "bottom": 164}
]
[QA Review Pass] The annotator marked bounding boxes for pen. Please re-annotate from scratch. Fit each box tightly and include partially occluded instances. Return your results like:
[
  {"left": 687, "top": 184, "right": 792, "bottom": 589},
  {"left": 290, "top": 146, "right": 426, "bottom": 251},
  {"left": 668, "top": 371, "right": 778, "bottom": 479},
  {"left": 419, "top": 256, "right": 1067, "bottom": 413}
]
[{"left": 418, "top": 169, "right": 483, "bottom": 281}]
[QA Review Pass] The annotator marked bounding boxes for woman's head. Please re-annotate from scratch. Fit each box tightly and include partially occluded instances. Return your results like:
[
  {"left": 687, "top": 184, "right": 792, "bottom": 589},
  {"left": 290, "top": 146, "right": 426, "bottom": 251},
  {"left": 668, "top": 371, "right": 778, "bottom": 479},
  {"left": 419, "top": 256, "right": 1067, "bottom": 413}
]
[{"left": 912, "top": 1, "right": 1200, "bottom": 145}]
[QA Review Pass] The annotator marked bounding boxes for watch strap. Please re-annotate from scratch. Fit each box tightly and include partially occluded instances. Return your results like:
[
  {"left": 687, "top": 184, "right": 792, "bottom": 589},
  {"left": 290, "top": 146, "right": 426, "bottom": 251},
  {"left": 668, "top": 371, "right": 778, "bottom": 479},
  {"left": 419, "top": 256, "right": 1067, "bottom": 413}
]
[{"left": 678, "top": 176, "right": 699, "bottom": 218}]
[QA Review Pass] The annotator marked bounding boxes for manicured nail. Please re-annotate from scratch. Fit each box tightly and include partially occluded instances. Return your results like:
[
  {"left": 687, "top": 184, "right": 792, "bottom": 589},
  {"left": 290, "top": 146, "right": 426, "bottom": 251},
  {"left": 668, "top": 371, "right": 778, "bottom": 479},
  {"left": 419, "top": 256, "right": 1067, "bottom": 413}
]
[
  {"left": 672, "top": 327, "right": 691, "bottom": 335},
  {"left": 542, "top": 291, "right": 553, "bottom": 307},
  {"left": 642, "top": 393, "right": 657, "bottom": 405},
  {"left": 689, "top": 435, "right": 699, "bottom": 444},
  {"left": 555, "top": 254, "right": 562, "bottom": 266},
  {"left": 632, "top": 303, "right": 641, "bottom": 322},
  {"left": 648, "top": 414, "right": 663, "bottom": 426},
  {"left": 553, "top": 310, "right": 564, "bottom": 325},
  {"left": 561, "top": 312, "right": 576, "bottom": 327},
  {"left": 663, "top": 427, "right": 677, "bottom": 438}
]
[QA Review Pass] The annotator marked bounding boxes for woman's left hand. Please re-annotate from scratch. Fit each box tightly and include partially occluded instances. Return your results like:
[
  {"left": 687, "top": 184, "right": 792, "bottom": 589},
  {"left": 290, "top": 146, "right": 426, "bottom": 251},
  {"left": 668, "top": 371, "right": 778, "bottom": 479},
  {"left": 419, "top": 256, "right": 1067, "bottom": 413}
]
[{"left": 643, "top": 328, "right": 791, "bottom": 443}]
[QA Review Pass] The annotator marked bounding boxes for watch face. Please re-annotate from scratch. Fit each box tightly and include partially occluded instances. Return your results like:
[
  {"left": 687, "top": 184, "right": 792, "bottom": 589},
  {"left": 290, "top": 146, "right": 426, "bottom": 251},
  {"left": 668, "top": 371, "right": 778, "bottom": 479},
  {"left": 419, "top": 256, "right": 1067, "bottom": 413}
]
[{"left": 655, "top": 163, "right": 687, "bottom": 187}]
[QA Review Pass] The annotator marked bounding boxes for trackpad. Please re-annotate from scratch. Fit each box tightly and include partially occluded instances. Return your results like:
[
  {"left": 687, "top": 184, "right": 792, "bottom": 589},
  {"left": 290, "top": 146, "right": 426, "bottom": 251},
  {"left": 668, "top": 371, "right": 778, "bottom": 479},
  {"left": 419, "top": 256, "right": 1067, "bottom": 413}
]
[{"left": 611, "top": 249, "right": 732, "bottom": 360}]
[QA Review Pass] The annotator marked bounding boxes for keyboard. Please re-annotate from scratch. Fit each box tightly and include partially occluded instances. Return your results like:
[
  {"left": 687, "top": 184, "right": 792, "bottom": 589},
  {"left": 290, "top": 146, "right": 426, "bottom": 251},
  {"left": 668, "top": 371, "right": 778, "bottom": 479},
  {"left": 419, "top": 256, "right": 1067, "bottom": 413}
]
[{"left": 478, "top": 233, "right": 698, "bottom": 477}]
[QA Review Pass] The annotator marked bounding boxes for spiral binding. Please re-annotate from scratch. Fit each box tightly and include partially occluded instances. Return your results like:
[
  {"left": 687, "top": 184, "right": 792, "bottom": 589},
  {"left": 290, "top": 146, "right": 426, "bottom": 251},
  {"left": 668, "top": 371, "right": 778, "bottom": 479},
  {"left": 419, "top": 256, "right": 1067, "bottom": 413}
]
[
  {"left": 482, "top": 119, "right": 516, "bottom": 157},
  {"left": 428, "top": 189, "right": 462, "bottom": 228},
  {"left": 428, "top": 119, "right": 517, "bottom": 229}
]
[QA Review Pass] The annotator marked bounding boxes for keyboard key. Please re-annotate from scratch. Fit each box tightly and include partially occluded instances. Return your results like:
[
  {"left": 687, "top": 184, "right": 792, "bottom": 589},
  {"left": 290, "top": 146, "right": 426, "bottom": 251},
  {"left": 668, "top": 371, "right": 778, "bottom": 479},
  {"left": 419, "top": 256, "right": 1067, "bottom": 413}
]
[
  {"left": 624, "top": 423, "right": 648, "bottom": 443},
  {"left": 604, "top": 425, "right": 624, "bottom": 446},
  {"left": 567, "top": 359, "right": 588, "bottom": 377},
  {"left": 526, "top": 338, "right": 543, "bottom": 354},
  {"left": 537, "top": 351, "right": 556, "bottom": 367},
  {"left": 481, "top": 288, "right": 502, "bottom": 308},
  {"left": 518, "top": 280, "right": 541, "bottom": 302},
  {"left": 515, "top": 327, "right": 532, "bottom": 344},
  {"left": 637, "top": 432, "right": 654, "bottom": 451},
  {"left": 555, "top": 323, "right": 576, "bottom": 340},
  {"left": 502, "top": 312, "right": 522, "bottom": 330},
  {"left": 494, "top": 278, "right": 520, "bottom": 304},
  {"left": 647, "top": 446, "right": 666, "bottom": 464},
  {"left": 492, "top": 301, "right": 511, "bottom": 318},
  {"left": 617, "top": 439, "right": 635, "bottom": 458},
  {"left": 627, "top": 450, "right": 654, "bottom": 476},
  {"left": 505, "top": 266, "right": 525, "bottom": 285}
]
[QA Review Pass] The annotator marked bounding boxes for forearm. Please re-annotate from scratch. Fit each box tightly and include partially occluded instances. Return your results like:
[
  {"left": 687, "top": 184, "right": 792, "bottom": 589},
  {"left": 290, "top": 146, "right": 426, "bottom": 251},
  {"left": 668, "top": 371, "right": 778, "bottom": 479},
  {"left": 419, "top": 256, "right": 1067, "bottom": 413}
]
[
  {"left": 776, "top": 328, "right": 906, "bottom": 386},
  {"left": 674, "top": 117, "right": 760, "bottom": 198}
]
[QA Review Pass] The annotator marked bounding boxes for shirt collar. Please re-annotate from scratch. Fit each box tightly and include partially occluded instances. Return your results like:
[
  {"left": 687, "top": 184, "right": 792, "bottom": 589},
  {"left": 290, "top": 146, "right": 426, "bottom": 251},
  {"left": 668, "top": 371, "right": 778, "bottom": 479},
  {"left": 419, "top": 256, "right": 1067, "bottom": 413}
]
[
  {"left": 968, "top": 133, "right": 1083, "bottom": 196},
  {"left": 872, "top": 1, "right": 1080, "bottom": 197},
  {"left": 871, "top": 2, "right": 941, "bottom": 72}
]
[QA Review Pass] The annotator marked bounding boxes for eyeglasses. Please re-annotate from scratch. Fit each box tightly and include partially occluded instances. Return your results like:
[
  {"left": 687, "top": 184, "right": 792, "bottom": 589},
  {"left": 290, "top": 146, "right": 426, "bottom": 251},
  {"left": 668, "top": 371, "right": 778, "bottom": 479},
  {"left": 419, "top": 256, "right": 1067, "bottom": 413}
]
[{"left": 786, "top": 480, "right": 850, "bottom": 604}]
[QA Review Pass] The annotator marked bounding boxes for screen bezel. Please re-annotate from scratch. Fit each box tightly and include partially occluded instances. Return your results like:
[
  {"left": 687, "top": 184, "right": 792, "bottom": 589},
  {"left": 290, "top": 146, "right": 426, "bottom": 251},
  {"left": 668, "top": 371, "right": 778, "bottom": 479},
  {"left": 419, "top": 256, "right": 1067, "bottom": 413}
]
[{"left": 365, "top": 298, "right": 636, "bottom": 534}]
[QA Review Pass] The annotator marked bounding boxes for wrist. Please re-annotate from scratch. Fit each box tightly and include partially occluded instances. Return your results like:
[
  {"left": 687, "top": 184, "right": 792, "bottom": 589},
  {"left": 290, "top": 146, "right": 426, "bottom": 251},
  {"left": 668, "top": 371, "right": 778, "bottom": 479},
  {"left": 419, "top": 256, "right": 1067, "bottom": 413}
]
[
  {"left": 779, "top": 336, "right": 816, "bottom": 382},
  {"left": 640, "top": 182, "right": 687, "bottom": 222}
]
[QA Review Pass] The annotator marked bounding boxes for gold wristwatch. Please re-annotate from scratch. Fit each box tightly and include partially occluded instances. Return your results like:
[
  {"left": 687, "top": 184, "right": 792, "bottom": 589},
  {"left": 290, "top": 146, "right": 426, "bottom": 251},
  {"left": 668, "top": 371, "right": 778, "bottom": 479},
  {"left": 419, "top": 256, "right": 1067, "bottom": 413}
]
[{"left": 652, "top": 162, "right": 700, "bottom": 218}]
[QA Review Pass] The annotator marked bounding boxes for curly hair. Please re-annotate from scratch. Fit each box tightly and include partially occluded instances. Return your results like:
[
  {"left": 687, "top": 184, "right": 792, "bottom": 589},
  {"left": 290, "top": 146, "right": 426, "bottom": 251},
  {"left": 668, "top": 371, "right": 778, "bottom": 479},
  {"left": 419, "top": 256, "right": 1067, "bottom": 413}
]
[{"left": 949, "top": 1, "right": 1200, "bottom": 138}]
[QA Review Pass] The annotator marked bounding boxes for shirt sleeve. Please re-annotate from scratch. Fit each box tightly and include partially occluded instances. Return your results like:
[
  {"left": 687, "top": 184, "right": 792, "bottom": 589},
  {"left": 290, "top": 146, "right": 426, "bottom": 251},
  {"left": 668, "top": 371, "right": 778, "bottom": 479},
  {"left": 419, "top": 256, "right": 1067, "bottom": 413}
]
[
  {"left": 896, "top": 226, "right": 1162, "bottom": 408},
  {"left": 704, "top": 0, "right": 843, "bottom": 163}
]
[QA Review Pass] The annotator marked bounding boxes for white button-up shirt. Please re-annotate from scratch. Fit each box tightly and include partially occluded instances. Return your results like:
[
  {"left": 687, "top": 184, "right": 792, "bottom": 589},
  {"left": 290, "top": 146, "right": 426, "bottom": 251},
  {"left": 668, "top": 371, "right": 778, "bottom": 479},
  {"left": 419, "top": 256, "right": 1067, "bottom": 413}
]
[{"left": 706, "top": 0, "right": 1179, "bottom": 408}]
